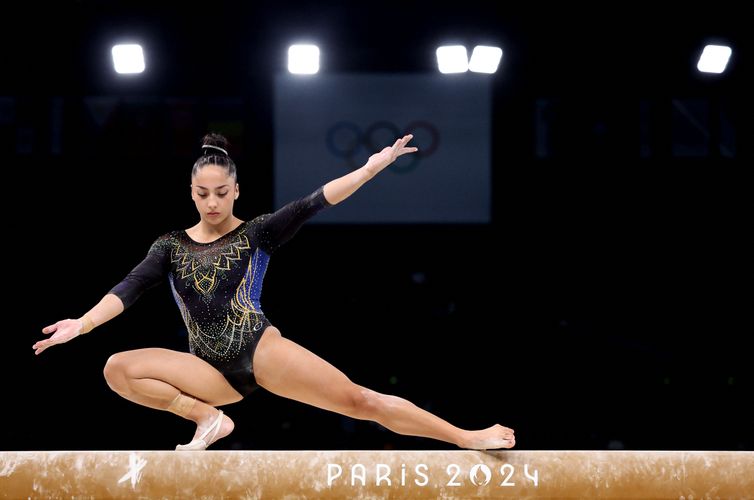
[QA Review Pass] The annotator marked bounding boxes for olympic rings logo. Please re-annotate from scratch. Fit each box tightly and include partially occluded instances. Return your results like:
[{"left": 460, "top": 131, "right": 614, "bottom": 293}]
[{"left": 325, "top": 121, "right": 440, "bottom": 173}]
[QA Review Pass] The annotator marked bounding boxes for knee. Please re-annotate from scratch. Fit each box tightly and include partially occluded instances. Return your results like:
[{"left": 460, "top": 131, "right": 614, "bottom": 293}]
[
  {"left": 103, "top": 353, "right": 129, "bottom": 392},
  {"left": 351, "top": 387, "right": 384, "bottom": 421}
]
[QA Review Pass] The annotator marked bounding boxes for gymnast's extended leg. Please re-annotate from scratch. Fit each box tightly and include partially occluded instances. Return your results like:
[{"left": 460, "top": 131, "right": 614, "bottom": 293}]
[{"left": 252, "top": 327, "right": 515, "bottom": 449}]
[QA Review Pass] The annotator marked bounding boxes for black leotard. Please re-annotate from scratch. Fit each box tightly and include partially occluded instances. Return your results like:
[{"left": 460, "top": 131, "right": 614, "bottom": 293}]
[{"left": 108, "top": 186, "right": 332, "bottom": 397}]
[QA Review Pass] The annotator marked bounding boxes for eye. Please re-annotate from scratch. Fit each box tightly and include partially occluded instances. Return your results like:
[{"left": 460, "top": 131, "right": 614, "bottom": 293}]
[
  {"left": 218, "top": 192, "right": 228, "bottom": 197},
  {"left": 198, "top": 193, "right": 207, "bottom": 198}
]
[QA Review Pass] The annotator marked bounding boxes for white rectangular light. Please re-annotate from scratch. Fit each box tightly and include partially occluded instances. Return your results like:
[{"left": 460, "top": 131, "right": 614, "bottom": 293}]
[
  {"left": 469, "top": 45, "right": 503, "bottom": 74},
  {"left": 697, "top": 44, "right": 732, "bottom": 74},
  {"left": 288, "top": 44, "right": 320, "bottom": 74},
  {"left": 436, "top": 45, "right": 468, "bottom": 74},
  {"left": 111, "top": 44, "right": 145, "bottom": 74}
]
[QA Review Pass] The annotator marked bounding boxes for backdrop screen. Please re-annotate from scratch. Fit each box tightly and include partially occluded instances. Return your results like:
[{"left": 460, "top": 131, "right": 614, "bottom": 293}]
[{"left": 274, "top": 74, "right": 491, "bottom": 223}]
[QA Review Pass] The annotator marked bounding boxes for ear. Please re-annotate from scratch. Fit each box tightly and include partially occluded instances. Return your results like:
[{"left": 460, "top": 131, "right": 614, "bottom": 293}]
[{"left": 234, "top": 183, "right": 239, "bottom": 200}]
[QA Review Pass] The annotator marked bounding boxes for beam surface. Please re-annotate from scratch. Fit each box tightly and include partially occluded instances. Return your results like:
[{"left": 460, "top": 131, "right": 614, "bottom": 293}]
[{"left": 1, "top": 450, "right": 752, "bottom": 498}]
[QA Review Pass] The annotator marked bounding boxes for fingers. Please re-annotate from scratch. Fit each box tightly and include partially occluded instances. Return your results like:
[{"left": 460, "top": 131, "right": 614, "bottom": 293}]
[
  {"left": 392, "top": 134, "right": 414, "bottom": 149},
  {"left": 33, "top": 338, "right": 59, "bottom": 355},
  {"left": 392, "top": 135, "right": 419, "bottom": 158},
  {"left": 36, "top": 322, "right": 60, "bottom": 354},
  {"left": 33, "top": 341, "right": 48, "bottom": 355}
]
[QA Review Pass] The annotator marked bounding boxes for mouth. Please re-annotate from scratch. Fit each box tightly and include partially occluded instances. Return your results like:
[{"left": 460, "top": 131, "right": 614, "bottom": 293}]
[{"left": 208, "top": 212, "right": 220, "bottom": 217}]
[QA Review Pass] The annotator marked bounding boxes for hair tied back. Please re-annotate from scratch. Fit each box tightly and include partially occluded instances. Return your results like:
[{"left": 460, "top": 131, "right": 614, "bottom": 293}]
[{"left": 202, "top": 144, "right": 229, "bottom": 156}]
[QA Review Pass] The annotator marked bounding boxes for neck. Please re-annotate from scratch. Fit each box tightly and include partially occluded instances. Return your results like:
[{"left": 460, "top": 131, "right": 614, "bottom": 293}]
[{"left": 198, "top": 216, "right": 242, "bottom": 236}]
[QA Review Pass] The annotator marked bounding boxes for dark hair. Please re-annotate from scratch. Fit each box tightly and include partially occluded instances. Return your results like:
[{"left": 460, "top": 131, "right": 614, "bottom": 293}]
[{"left": 192, "top": 133, "right": 237, "bottom": 182}]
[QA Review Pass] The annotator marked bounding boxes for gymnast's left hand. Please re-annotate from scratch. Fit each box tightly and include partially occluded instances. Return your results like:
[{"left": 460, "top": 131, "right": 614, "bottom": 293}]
[{"left": 363, "top": 134, "right": 419, "bottom": 177}]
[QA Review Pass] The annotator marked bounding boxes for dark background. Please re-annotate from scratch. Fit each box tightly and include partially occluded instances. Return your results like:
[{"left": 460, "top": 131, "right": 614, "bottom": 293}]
[{"left": 2, "top": 1, "right": 750, "bottom": 451}]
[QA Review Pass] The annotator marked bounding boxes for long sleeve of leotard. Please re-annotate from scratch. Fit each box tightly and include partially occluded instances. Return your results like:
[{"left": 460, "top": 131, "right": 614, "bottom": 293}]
[
  {"left": 256, "top": 186, "right": 332, "bottom": 253},
  {"left": 108, "top": 237, "right": 171, "bottom": 310}
]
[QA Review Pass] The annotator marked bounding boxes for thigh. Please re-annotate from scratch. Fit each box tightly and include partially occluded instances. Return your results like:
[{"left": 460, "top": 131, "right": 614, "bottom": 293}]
[
  {"left": 111, "top": 347, "right": 243, "bottom": 406},
  {"left": 252, "top": 327, "right": 367, "bottom": 417}
]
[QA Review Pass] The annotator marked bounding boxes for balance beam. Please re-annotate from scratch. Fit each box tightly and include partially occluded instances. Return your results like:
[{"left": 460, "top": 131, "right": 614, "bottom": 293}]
[{"left": 1, "top": 450, "right": 752, "bottom": 498}]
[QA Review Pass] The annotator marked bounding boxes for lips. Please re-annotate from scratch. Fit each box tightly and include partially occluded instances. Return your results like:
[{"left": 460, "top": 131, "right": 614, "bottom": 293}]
[{"left": 208, "top": 212, "right": 220, "bottom": 216}]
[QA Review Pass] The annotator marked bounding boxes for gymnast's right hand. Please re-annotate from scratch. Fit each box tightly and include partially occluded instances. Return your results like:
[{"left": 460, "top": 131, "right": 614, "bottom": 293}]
[{"left": 33, "top": 319, "right": 84, "bottom": 355}]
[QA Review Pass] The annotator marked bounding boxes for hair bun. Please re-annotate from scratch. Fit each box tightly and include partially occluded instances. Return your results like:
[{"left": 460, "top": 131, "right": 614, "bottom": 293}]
[
  {"left": 202, "top": 144, "right": 228, "bottom": 156},
  {"left": 192, "top": 132, "right": 237, "bottom": 182},
  {"left": 201, "top": 133, "right": 230, "bottom": 156}
]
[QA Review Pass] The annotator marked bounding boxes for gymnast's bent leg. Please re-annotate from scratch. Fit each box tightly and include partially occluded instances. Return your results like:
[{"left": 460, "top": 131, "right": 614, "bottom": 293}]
[
  {"left": 252, "top": 327, "right": 515, "bottom": 449},
  {"left": 103, "top": 347, "right": 240, "bottom": 448}
]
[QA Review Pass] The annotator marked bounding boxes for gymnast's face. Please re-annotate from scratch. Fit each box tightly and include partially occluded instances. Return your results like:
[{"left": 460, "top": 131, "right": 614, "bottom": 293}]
[{"left": 190, "top": 165, "right": 239, "bottom": 225}]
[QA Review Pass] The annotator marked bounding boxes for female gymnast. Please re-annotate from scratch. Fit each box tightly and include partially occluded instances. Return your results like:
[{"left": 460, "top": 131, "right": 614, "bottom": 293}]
[{"left": 33, "top": 133, "right": 515, "bottom": 451}]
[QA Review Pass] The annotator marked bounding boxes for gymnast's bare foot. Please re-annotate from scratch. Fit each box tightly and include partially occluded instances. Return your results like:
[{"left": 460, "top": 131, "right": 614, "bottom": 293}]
[{"left": 459, "top": 424, "right": 516, "bottom": 450}]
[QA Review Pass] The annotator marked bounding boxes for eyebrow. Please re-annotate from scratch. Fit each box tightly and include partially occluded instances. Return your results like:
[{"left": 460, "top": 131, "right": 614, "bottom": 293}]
[{"left": 195, "top": 185, "right": 229, "bottom": 190}]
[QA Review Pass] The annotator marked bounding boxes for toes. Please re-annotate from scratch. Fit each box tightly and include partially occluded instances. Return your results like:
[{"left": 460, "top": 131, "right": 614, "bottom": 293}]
[{"left": 501, "top": 437, "right": 516, "bottom": 449}]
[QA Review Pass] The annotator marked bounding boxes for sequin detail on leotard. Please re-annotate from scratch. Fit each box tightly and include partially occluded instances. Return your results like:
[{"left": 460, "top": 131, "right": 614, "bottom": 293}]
[{"left": 108, "top": 186, "right": 332, "bottom": 395}]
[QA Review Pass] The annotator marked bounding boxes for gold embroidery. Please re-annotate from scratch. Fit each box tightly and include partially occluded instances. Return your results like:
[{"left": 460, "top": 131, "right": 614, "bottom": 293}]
[{"left": 170, "top": 234, "right": 251, "bottom": 296}]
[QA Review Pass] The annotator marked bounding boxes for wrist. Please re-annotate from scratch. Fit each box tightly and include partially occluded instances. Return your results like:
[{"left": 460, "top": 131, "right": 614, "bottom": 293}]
[
  {"left": 77, "top": 315, "right": 96, "bottom": 335},
  {"left": 360, "top": 165, "right": 378, "bottom": 182}
]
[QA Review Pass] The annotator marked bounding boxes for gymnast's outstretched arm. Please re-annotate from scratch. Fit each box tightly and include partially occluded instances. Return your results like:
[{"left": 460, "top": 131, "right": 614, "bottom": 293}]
[
  {"left": 322, "top": 133, "right": 417, "bottom": 205},
  {"left": 34, "top": 236, "right": 170, "bottom": 355},
  {"left": 33, "top": 293, "right": 124, "bottom": 355},
  {"left": 256, "top": 134, "right": 418, "bottom": 253}
]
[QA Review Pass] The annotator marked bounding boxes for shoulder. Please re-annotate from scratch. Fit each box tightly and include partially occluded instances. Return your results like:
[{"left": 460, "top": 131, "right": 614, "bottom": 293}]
[
  {"left": 246, "top": 214, "right": 273, "bottom": 232},
  {"left": 148, "top": 230, "right": 182, "bottom": 252},
  {"left": 158, "top": 229, "right": 184, "bottom": 242},
  {"left": 249, "top": 214, "right": 269, "bottom": 225}
]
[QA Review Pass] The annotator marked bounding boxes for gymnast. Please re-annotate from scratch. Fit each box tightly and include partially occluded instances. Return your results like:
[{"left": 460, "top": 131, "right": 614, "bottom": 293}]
[{"left": 33, "top": 133, "right": 515, "bottom": 451}]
